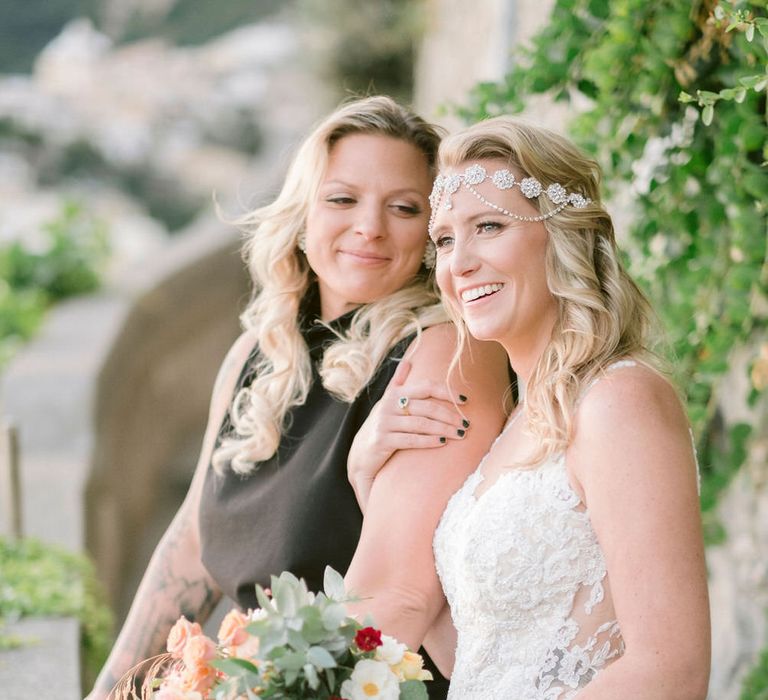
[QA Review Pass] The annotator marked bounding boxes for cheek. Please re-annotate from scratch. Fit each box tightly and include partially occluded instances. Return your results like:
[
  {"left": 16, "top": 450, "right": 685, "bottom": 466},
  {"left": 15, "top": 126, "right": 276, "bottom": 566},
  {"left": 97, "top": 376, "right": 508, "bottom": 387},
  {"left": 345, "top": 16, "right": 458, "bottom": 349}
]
[{"left": 434, "top": 259, "right": 455, "bottom": 298}]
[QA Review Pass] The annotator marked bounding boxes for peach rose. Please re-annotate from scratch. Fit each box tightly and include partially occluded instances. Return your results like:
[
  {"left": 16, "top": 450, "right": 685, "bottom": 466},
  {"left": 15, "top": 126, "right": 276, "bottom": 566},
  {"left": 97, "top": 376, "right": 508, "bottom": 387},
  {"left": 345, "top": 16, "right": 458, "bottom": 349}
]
[
  {"left": 230, "top": 633, "right": 260, "bottom": 660},
  {"left": 181, "top": 661, "right": 218, "bottom": 694},
  {"left": 217, "top": 608, "right": 250, "bottom": 647},
  {"left": 167, "top": 617, "right": 203, "bottom": 659},
  {"left": 182, "top": 633, "right": 217, "bottom": 670}
]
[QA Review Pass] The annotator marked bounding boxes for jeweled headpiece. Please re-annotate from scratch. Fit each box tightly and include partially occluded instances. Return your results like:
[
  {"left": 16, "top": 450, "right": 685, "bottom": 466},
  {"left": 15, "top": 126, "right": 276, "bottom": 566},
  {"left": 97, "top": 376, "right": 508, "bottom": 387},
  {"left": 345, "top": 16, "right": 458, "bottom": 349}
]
[{"left": 428, "top": 164, "right": 591, "bottom": 235}]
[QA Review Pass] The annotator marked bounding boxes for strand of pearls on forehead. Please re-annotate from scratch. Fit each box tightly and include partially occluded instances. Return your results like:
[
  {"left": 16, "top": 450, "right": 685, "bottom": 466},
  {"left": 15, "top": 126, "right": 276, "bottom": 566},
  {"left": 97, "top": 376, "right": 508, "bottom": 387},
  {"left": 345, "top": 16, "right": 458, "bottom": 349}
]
[{"left": 428, "top": 164, "right": 591, "bottom": 235}]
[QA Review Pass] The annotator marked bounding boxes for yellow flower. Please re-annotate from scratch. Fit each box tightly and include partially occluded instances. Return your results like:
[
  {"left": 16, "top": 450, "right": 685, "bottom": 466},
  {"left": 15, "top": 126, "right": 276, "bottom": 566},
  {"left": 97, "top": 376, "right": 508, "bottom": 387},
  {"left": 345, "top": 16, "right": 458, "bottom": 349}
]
[{"left": 391, "top": 651, "right": 433, "bottom": 682}]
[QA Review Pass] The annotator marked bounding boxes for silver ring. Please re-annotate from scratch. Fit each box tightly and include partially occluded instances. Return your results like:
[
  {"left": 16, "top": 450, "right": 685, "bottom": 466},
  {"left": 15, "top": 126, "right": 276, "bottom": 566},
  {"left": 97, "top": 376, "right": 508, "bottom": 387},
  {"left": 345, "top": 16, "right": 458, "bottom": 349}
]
[{"left": 397, "top": 396, "right": 410, "bottom": 415}]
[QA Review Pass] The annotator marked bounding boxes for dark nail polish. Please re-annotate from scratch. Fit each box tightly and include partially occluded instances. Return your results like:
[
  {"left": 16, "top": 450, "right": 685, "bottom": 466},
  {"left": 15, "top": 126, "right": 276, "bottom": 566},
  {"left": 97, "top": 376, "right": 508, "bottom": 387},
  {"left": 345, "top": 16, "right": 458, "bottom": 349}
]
[
  {"left": 462, "top": 419, "right": 470, "bottom": 429},
  {"left": 457, "top": 429, "right": 466, "bottom": 438},
  {"left": 439, "top": 436, "right": 447, "bottom": 444},
  {"left": 458, "top": 394, "right": 468, "bottom": 403}
]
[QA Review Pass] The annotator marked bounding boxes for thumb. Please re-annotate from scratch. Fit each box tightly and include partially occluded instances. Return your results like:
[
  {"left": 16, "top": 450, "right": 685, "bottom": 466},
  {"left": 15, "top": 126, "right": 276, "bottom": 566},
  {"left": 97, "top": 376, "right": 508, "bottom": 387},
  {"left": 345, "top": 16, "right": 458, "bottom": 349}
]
[{"left": 392, "top": 359, "right": 412, "bottom": 387}]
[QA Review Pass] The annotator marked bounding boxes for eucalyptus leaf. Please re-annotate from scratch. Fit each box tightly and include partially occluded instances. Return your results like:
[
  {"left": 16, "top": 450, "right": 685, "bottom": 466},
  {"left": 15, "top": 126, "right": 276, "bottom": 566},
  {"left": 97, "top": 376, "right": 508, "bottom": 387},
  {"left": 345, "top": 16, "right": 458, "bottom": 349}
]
[
  {"left": 307, "top": 645, "right": 338, "bottom": 669},
  {"left": 323, "top": 566, "right": 346, "bottom": 600},
  {"left": 399, "top": 679, "right": 429, "bottom": 700},
  {"left": 321, "top": 602, "right": 348, "bottom": 630},
  {"left": 304, "top": 663, "right": 320, "bottom": 689}
]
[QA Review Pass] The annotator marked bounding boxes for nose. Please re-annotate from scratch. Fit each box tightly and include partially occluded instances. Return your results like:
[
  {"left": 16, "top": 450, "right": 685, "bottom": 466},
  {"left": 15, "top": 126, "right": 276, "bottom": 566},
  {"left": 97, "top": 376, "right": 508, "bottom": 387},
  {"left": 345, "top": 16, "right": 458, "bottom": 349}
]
[
  {"left": 354, "top": 202, "right": 386, "bottom": 240},
  {"left": 449, "top": 237, "right": 479, "bottom": 278}
]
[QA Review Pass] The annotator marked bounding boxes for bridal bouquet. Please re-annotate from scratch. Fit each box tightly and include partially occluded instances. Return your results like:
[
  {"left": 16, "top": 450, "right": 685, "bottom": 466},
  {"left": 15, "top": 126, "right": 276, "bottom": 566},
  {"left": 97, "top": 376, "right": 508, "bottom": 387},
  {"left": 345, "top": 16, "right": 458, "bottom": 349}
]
[{"left": 119, "top": 567, "right": 431, "bottom": 700}]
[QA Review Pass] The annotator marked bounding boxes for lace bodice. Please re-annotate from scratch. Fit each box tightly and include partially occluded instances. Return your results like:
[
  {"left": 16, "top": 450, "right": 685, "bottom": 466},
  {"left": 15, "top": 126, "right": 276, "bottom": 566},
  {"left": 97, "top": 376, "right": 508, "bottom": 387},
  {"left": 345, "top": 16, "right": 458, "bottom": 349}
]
[{"left": 433, "top": 365, "right": 635, "bottom": 699}]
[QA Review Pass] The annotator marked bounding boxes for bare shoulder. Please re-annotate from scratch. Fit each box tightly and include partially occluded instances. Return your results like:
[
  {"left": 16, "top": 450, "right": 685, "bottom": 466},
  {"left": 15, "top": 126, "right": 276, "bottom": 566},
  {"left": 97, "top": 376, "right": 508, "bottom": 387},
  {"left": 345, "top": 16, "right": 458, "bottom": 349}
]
[
  {"left": 210, "top": 331, "right": 258, "bottom": 403},
  {"left": 576, "top": 362, "right": 688, "bottom": 437},
  {"left": 569, "top": 361, "right": 695, "bottom": 498},
  {"left": 405, "top": 322, "right": 510, "bottom": 386}
]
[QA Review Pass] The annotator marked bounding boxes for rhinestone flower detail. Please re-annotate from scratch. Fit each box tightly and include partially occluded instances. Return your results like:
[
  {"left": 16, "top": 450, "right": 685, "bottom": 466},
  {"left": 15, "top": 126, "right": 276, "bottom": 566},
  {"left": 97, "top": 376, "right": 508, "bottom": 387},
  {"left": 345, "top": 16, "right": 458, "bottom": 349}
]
[
  {"left": 546, "top": 183, "right": 568, "bottom": 205},
  {"left": 427, "top": 164, "right": 592, "bottom": 232},
  {"left": 519, "top": 177, "right": 543, "bottom": 199},
  {"left": 463, "top": 164, "right": 487, "bottom": 185},
  {"left": 444, "top": 175, "right": 462, "bottom": 195},
  {"left": 492, "top": 169, "right": 516, "bottom": 190},
  {"left": 569, "top": 193, "right": 589, "bottom": 208}
]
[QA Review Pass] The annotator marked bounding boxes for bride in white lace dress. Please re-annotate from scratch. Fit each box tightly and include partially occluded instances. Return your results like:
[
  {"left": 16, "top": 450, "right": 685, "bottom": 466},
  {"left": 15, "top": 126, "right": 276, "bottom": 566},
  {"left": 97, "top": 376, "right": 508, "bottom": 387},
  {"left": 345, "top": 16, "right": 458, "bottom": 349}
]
[{"left": 420, "top": 118, "right": 711, "bottom": 699}]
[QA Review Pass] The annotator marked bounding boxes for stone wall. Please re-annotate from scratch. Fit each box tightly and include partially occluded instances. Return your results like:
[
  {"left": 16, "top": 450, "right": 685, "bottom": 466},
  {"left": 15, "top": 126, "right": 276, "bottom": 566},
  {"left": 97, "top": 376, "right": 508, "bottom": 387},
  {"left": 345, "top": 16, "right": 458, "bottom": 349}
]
[
  {"left": 414, "top": 0, "right": 558, "bottom": 128},
  {"left": 0, "top": 220, "right": 248, "bottom": 696}
]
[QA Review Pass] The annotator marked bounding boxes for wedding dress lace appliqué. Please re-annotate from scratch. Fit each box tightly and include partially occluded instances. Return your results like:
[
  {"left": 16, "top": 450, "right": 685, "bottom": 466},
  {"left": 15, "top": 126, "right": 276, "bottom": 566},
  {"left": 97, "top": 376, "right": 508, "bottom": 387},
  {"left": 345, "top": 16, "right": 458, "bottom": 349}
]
[{"left": 433, "top": 363, "right": 638, "bottom": 699}]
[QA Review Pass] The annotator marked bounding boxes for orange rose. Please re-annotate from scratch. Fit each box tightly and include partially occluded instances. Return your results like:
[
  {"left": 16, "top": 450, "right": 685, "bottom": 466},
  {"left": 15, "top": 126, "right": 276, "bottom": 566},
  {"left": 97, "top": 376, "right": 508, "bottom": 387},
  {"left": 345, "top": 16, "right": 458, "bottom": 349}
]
[
  {"left": 181, "top": 661, "right": 218, "bottom": 694},
  {"left": 182, "top": 633, "right": 217, "bottom": 670},
  {"left": 217, "top": 608, "right": 250, "bottom": 647},
  {"left": 167, "top": 617, "right": 203, "bottom": 659}
]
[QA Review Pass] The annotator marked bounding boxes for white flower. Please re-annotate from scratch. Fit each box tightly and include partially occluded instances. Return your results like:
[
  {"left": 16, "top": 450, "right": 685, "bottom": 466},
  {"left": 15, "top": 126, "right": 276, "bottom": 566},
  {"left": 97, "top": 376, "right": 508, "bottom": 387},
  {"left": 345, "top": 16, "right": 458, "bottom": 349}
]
[
  {"left": 375, "top": 635, "right": 407, "bottom": 665},
  {"left": 340, "top": 659, "right": 400, "bottom": 700}
]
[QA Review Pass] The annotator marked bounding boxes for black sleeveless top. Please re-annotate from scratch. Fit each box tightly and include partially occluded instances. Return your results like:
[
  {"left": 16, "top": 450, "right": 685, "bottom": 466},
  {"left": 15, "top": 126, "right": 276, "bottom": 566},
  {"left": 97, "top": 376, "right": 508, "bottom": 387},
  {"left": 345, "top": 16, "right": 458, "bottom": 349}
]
[{"left": 199, "top": 288, "right": 449, "bottom": 698}]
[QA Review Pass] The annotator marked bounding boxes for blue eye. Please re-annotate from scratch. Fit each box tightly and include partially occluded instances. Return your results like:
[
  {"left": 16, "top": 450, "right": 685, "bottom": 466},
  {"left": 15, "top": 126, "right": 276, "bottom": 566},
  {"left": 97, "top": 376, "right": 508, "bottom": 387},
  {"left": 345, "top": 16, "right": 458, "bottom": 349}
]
[
  {"left": 433, "top": 235, "right": 454, "bottom": 249},
  {"left": 477, "top": 221, "right": 502, "bottom": 233}
]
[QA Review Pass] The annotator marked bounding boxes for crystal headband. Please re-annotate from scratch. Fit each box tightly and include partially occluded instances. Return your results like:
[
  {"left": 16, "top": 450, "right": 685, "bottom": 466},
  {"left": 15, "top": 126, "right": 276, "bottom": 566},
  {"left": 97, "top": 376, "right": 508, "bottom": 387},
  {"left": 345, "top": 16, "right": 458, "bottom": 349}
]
[{"left": 428, "top": 164, "right": 591, "bottom": 234}]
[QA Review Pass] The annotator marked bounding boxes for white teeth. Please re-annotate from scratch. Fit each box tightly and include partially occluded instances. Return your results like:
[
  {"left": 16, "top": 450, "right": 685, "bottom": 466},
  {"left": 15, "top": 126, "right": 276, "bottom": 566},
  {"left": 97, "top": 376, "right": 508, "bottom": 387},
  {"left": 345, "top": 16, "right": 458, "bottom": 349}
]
[{"left": 461, "top": 283, "right": 504, "bottom": 302}]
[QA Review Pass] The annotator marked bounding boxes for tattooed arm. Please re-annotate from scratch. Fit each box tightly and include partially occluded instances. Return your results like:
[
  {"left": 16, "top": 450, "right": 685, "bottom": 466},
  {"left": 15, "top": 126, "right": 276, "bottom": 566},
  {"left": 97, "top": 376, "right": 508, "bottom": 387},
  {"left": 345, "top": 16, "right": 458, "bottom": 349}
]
[{"left": 85, "top": 332, "right": 257, "bottom": 699}]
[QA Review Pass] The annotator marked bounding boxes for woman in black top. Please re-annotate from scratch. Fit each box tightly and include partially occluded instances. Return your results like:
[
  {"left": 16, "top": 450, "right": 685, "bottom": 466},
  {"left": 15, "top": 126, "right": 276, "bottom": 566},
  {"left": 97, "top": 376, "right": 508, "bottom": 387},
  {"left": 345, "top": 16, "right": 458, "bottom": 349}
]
[{"left": 87, "top": 96, "right": 509, "bottom": 699}]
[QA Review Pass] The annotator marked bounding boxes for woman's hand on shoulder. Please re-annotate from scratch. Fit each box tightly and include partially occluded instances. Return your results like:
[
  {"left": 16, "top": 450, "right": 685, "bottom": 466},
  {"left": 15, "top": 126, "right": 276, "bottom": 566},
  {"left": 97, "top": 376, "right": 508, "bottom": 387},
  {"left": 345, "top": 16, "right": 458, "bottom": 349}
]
[
  {"left": 347, "top": 354, "right": 472, "bottom": 511},
  {"left": 344, "top": 323, "right": 510, "bottom": 649}
]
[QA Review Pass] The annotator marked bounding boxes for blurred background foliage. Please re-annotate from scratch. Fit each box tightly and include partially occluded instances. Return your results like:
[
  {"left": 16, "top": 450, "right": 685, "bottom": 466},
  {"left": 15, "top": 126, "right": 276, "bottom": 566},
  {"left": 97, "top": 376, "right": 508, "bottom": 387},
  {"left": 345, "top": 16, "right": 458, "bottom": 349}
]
[
  {"left": 458, "top": 0, "right": 767, "bottom": 545},
  {"left": 298, "top": 0, "right": 423, "bottom": 100},
  {"left": 0, "top": 202, "right": 108, "bottom": 368},
  {"left": 0, "top": 536, "right": 112, "bottom": 685}
]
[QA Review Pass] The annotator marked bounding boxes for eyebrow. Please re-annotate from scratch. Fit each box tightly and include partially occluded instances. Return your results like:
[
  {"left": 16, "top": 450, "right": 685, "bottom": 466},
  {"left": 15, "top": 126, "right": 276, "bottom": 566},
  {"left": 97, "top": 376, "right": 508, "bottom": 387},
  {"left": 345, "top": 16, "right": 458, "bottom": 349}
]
[{"left": 319, "top": 180, "right": 428, "bottom": 198}]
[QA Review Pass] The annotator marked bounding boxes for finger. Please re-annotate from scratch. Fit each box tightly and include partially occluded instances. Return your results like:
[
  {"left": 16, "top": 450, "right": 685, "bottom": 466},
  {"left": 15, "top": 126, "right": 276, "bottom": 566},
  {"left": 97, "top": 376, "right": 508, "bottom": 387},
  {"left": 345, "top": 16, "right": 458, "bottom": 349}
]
[
  {"left": 386, "top": 415, "right": 468, "bottom": 439},
  {"left": 386, "top": 432, "right": 450, "bottom": 450},
  {"left": 389, "top": 377, "right": 467, "bottom": 405},
  {"left": 391, "top": 359, "right": 412, "bottom": 387},
  {"left": 385, "top": 398, "right": 470, "bottom": 429}
]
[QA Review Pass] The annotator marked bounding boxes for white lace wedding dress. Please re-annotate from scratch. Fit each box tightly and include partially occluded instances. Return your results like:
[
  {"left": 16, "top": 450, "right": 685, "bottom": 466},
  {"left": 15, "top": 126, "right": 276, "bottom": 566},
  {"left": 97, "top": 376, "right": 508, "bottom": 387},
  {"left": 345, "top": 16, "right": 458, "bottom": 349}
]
[{"left": 433, "top": 365, "right": 635, "bottom": 699}]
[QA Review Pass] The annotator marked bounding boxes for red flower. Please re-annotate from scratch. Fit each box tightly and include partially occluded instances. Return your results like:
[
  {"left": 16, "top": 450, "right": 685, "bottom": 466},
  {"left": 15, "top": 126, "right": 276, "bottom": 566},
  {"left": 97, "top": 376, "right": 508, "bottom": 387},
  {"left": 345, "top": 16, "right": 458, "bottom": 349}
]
[{"left": 354, "top": 626, "right": 383, "bottom": 652}]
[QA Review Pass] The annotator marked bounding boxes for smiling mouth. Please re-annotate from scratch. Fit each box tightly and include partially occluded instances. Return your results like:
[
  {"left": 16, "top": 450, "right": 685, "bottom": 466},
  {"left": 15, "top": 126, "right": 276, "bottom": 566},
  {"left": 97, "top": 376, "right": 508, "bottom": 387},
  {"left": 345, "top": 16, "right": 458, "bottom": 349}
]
[
  {"left": 340, "top": 250, "right": 390, "bottom": 263},
  {"left": 461, "top": 283, "right": 505, "bottom": 303}
]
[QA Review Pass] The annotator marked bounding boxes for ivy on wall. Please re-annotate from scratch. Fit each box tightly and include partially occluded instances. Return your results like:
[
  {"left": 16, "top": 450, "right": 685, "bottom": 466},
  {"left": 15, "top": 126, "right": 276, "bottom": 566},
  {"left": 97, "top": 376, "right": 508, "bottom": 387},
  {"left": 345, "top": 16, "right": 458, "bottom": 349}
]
[{"left": 458, "top": 0, "right": 767, "bottom": 542}]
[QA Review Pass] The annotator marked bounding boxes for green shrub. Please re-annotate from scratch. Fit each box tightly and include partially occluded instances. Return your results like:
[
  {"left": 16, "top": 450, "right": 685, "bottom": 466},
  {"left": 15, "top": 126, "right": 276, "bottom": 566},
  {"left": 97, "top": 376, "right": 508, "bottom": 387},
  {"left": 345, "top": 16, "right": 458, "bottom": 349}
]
[
  {"left": 0, "top": 202, "right": 108, "bottom": 368},
  {"left": 0, "top": 536, "right": 112, "bottom": 682},
  {"left": 742, "top": 646, "right": 768, "bottom": 699}
]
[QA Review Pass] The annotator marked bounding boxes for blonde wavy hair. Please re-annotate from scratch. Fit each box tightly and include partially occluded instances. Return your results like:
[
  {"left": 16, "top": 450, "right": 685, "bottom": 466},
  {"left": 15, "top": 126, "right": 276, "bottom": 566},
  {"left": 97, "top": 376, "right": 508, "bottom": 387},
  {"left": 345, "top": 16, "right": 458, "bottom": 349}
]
[
  {"left": 437, "top": 117, "right": 661, "bottom": 464},
  {"left": 213, "top": 96, "right": 446, "bottom": 475}
]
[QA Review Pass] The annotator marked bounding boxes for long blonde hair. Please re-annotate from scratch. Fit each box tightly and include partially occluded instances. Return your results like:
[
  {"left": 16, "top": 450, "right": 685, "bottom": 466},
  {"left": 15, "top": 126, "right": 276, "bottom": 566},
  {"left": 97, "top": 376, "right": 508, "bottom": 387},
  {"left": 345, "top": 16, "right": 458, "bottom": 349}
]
[
  {"left": 438, "top": 117, "right": 660, "bottom": 463},
  {"left": 213, "top": 96, "right": 446, "bottom": 475}
]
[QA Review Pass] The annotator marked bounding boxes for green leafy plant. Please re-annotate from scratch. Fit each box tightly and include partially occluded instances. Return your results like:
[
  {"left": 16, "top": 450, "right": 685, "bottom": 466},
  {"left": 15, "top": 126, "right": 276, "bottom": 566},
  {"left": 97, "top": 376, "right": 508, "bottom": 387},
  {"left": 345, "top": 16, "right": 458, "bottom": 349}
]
[
  {"left": 0, "top": 201, "right": 108, "bottom": 367},
  {"left": 458, "top": 0, "right": 767, "bottom": 542},
  {"left": 742, "top": 645, "right": 768, "bottom": 699},
  {"left": 0, "top": 536, "right": 113, "bottom": 682},
  {"left": 680, "top": 0, "right": 768, "bottom": 127}
]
